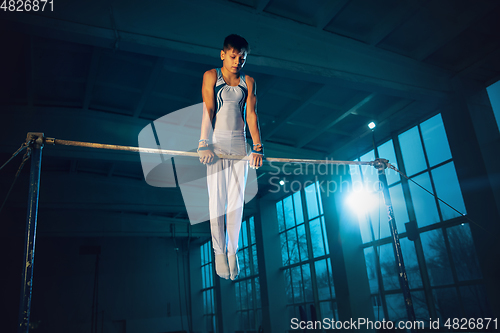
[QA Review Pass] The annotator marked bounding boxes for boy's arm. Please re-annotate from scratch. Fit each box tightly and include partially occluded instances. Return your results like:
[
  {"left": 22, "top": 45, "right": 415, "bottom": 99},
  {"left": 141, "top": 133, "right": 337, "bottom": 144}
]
[
  {"left": 199, "top": 70, "right": 216, "bottom": 164},
  {"left": 246, "top": 76, "right": 263, "bottom": 168},
  {"left": 200, "top": 69, "right": 216, "bottom": 144}
]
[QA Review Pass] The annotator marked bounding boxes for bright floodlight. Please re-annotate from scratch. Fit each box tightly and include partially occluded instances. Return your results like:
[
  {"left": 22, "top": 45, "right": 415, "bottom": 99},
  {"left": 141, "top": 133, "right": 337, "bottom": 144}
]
[
  {"left": 368, "top": 122, "right": 376, "bottom": 130},
  {"left": 347, "top": 189, "right": 379, "bottom": 215},
  {"left": 279, "top": 180, "right": 285, "bottom": 186}
]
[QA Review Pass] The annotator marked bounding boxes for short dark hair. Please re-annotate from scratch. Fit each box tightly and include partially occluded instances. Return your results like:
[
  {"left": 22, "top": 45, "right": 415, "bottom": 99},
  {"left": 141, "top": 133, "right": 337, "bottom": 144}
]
[{"left": 223, "top": 34, "right": 250, "bottom": 53}]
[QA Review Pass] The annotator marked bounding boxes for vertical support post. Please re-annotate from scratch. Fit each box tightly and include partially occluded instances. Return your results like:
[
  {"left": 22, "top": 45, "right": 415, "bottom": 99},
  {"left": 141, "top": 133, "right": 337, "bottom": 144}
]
[
  {"left": 18, "top": 133, "right": 44, "bottom": 333},
  {"left": 374, "top": 158, "right": 417, "bottom": 330}
]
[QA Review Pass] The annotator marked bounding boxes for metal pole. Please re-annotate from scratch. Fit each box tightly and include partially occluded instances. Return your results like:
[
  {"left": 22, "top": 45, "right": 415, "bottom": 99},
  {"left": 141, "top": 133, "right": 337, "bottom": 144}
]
[
  {"left": 18, "top": 133, "right": 44, "bottom": 333},
  {"left": 374, "top": 158, "right": 417, "bottom": 330}
]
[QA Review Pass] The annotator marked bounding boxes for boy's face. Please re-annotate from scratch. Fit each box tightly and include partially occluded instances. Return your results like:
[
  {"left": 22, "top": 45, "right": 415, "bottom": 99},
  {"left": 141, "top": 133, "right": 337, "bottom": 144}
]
[{"left": 221, "top": 47, "right": 247, "bottom": 74}]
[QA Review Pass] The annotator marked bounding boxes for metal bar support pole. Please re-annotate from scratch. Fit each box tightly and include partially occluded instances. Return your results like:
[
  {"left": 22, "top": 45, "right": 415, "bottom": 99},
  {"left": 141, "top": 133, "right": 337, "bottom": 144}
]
[
  {"left": 18, "top": 133, "right": 44, "bottom": 333},
  {"left": 374, "top": 158, "right": 417, "bottom": 331}
]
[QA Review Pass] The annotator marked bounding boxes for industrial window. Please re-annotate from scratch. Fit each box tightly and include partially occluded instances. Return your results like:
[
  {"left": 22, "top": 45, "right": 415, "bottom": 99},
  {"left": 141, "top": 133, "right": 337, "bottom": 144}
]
[
  {"left": 276, "top": 182, "right": 337, "bottom": 324},
  {"left": 201, "top": 240, "right": 216, "bottom": 332},
  {"left": 234, "top": 216, "right": 262, "bottom": 331},
  {"left": 351, "top": 113, "right": 488, "bottom": 327},
  {"left": 486, "top": 79, "right": 500, "bottom": 132}
]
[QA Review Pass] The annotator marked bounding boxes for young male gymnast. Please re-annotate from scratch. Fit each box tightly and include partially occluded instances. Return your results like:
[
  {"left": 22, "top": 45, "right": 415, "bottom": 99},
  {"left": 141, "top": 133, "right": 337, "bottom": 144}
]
[{"left": 197, "top": 34, "right": 263, "bottom": 280}]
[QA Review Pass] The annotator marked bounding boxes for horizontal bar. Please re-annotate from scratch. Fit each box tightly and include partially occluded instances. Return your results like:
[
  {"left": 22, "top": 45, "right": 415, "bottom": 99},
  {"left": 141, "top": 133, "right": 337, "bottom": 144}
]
[{"left": 45, "top": 137, "right": 377, "bottom": 166}]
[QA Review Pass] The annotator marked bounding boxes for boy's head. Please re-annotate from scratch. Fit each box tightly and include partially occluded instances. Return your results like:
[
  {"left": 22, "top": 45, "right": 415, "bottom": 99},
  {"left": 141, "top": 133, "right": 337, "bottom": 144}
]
[
  {"left": 221, "top": 34, "right": 249, "bottom": 74},
  {"left": 223, "top": 34, "right": 250, "bottom": 54}
]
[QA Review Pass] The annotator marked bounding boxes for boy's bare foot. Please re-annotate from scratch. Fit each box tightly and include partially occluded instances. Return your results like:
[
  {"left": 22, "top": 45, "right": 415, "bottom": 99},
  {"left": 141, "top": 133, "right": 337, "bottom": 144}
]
[
  {"left": 215, "top": 254, "right": 230, "bottom": 279},
  {"left": 228, "top": 254, "right": 240, "bottom": 280}
]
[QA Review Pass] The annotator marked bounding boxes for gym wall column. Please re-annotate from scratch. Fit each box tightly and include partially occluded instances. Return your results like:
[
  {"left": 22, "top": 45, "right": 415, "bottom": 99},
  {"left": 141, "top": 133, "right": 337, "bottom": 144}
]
[
  {"left": 319, "top": 171, "right": 374, "bottom": 329},
  {"left": 441, "top": 77, "right": 500, "bottom": 318},
  {"left": 255, "top": 197, "right": 289, "bottom": 332},
  {"left": 188, "top": 240, "right": 204, "bottom": 332}
]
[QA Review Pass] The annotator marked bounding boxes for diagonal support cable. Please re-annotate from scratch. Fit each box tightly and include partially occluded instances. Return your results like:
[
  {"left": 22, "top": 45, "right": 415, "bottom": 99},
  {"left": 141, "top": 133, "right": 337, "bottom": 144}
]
[{"left": 387, "top": 162, "right": 496, "bottom": 238}]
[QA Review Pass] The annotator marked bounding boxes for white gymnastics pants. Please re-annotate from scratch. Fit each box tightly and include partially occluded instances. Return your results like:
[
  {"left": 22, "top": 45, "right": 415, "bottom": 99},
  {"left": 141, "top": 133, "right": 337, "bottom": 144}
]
[{"left": 207, "top": 130, "right": 248, "bottom": 256}]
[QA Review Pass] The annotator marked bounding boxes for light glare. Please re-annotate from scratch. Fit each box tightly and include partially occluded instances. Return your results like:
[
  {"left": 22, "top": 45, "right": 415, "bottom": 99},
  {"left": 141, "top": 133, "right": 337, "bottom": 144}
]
[{"left": 347, "top": 189, "right": 379, "bottom": 215}]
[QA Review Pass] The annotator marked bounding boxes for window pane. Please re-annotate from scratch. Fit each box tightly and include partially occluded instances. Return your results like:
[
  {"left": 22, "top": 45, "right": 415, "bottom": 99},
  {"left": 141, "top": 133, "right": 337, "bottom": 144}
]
[
  {"left": 421, "top": 114, "right": 452, "bottom": 167},
  {"left": 321, "top": 217, "right": 329, "bottom": 255},
  {"left": 287, "top": 229, "right": 299, "bottom": 265},
  {"left": 284, "top": 269, "right": 293, "bottom": 303},
  {"left": 241, "top": 220, "right": 248, "bottom": 248},
  {"left": 277, "top": 200, "right": 285, "bottom": 232},
  {"left": 209, "top": 262, "right": 213, "bottom": 287},
  {"left": 202, "top": 265, "right": 207, "bottom": 289},
  {"left": 237, "top": 250, "right": 246, "bottom": 278},
  {"left": 409, "top": 172, "right": 440, "bottom": 227},
  {"left": 305, "top": 182, "right": 319, "bottom": 219},
  {"left": 385, "top": 293, "right": 407, "bottom": 322},
  {"left": 293, "top": 191, "right": 304, "bottom": 224},
  {"left": 247, "top": 279, "right": 253, "bottom": 310},
  {"left": 389, "top": 183, "right": 409, "bottom": 230},
  {"left": 379, "top": 243, "right": 399, "bottom": 291},
  {"left": 235, "top": 282, "right": 241, "bottom": 310},
  {"left": 255, "top": 277, "right": 261, "bottom": 308},
  {"left": 244, "top": 248, "right": 251, "bottom": 277},
  {"left": 284, "top": 196, "right": 295, "bottom": 229},
  {"left": 310, "top": 218, "right": 325, "bottom": 258},
  {"left": 364, "top": 247, "right": 379, "bottom": 294},
  {"left": 280, "top": 232, "right": 289, "bottom": 266},
  {"left": 315, "top": 259, "right": 331, "bottom": 300},
  {"left": 447, "top": 223, "right": 482, "bottom": 281},
  {"left": 411, "top": 290, "right": 430, "bottom": 324},
  {"left": 360, "top": 150, "right": 379, "bottom": 189},
  {"left": 371, "top": 295, "right": 385, "bottom": 321},
  {"left": 241, "top": 280, "right": 248, "bottom": 310},
  {"left": 400, "top": 238, "right": 422, "bottom": 289},
  {"left": 487, "top": 80, "right": 500, "bottom": 132},
  {"left": 291, "top": 266, "right": 303, "bottom": 303},
  {"left": 433, "top": 287, "right": 460, "bottom": 322},
  {"left": 431, "top": 162, "right": 467, "bottom": 220},
  {"left": 399, "top": 126, "right": 427, "bottom": 176},
  {"left": 252, "top": 245, "right": 259, "bottom": 275},
  {"left": 378, "top": 140, "right": 400, "bottom": 185},
  {"left": 349, "top": 164, "right": 363, "bottom": 192},
  {"left": 249, "top": 216, "right": 256, "bottom": 244},
  {"left": 460, "top": 284, "right": 492, "bottom": 318},
  {"left": 357, "top": 210, "right": 373, "bottom": 243},
  {"left": 320, "top": 301, "right": 335, "bottom": 320},
  {"left": 421, "top": 229, "right": 453, "bottom": 286},
  {"left": 326, "top": 258, "right": 335, "bottom": 298},
  {"left": 369, "top": 193, "right": 391, "bottom": 240},
  {"left": 316, "top": 181, "right": 324, "bottom": 215},
  {"left": 302, "top": 264, "right": 314, "bottom": 302},
  {"left": 297, "top": 224, "right": 308, "bottom": 262}
]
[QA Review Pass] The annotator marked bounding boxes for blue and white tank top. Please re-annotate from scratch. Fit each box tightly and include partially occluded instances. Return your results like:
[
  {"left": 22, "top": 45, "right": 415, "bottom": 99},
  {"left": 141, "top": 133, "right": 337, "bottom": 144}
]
[{"left": 213, "top": 68, "right": 248, "bottom": 132}]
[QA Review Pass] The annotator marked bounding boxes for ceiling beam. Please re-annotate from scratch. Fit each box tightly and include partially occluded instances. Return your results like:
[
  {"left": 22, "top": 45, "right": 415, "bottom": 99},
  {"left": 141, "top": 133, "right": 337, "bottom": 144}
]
[
  {"left": 454, "top": 44, "right": 500, "bottom": 81},
  {"left": 415, "top": 1, "right": 500, "bottom": 61},
  {"left": 1, "top": 0, "right": 453, "bottom": 101},
  {"left": 286, "top": 120, "right": 353, "bottom": 137},
  {"left": 26, "top": 34, "right": 34, "bottom": 107},
  {"left": 296, "top": 93, "right": 376, "bottom": 148},
  {"left": 263, "top": 84, "right": 327, "bottom": 141},
  {"left": 33, "top": 210, "right": 210, "bottom": 238},
  {"left": 133, "top": 56, "right": 165, "bottom": 118},
  {"left": 368, "top": 0, "right": 424, "bottom": 46},
  {"left": 83, "top": 47, "right": 101, "bottom": 110},
  {"left": 315, "top": 0, "right": 351, "bottom": 30},
  {"left": 328, "top": 99, "right": 437, "bottom": 160},
  {"left": 256, "top": 0, "right": 272, "bottom": 12}
]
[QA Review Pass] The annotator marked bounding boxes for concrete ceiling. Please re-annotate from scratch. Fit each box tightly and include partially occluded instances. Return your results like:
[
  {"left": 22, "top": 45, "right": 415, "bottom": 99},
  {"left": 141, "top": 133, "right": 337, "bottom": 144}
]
[{"left": 1, "top": 0, "right": 499, "bottom": 238}]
